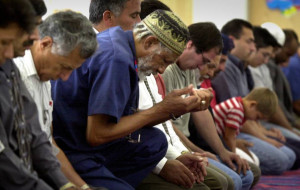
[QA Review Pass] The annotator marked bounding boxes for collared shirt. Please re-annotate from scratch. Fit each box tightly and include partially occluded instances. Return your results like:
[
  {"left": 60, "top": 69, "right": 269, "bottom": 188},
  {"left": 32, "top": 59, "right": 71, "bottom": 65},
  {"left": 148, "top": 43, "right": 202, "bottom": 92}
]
[
  {"left": 228, "top": 54, "right": 254, "bottom": 91},
  {"left": 282, "top": 53, "right": 300, "bottom": 101},
  {"left": 162, "top": 63, "right": 198, "bottom": 137},
  {"left": 52, "top": 26, "right": 139, "bottom": 152},
  {"left": 248, "top": 64, "right": 274, "bottom": 91},
  {"left": 213, "top": 97, "right": 245, "bottom": 136},
  {"left": 212, "top": 54, "right": 250, "bottom": 103},
  {"left": 139, "top": 74, "right": 189, "bottom": 174},
  {"left": 0, "top": 60, "right": 67, "bottom": 189},
  {"left": 14, "top": 50, "right": 53, "bottom": 142}
]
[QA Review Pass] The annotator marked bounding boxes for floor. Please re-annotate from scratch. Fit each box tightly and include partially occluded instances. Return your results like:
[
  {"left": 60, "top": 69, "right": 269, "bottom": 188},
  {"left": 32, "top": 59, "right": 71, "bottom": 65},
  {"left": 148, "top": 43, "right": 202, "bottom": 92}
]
[{"left": 253, "top": 169, "right": 300, "bottom": 189}]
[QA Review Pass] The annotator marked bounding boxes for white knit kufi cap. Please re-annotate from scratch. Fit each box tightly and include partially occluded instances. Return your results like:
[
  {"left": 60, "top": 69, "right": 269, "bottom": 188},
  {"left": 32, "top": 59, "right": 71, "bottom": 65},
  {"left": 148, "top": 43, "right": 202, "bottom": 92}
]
[{"left": 261, "top": 22, "right": 286, "bottom": 46}]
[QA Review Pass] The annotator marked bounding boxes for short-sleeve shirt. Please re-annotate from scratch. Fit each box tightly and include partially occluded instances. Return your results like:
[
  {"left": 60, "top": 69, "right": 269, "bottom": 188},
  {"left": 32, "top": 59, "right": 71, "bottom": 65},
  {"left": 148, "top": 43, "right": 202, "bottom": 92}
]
[
  {"left": 282, "top": 53, "right": 300, "bottom": 101},
  {"left": 162, "top": 63, "right": 197, "bottom": 137},
  {"left": 212, "top": 97, "right": 245, "bottom": 136},
  {"left": 51, "top": 26, "right": 139, "bottom": 152},
  {"left": 14, "top": 50, "right": 53, "bottom": 142}
]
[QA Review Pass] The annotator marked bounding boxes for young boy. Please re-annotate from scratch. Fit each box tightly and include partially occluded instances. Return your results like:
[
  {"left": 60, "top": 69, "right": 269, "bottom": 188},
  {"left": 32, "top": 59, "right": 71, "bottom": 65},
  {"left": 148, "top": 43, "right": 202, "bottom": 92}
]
[{"left": 213, "top": 88, "right": 278, "bottom": 153}]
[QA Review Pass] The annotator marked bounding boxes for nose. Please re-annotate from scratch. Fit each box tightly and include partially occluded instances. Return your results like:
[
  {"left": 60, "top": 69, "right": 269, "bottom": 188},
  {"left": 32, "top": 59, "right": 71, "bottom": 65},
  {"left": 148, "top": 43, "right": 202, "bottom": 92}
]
[
  {"left": 136, "top": 15, "right": 141, "bottom": 23},
  {"left": 29, "top": 28, "right": 39, "bottom": 41},
  {"left": 60, "top": 70, "right": 73, "bottom": 81},
  {"left": 250, "top": 42, "right": 256, "bottom": 53},
  {"left": 263, "top": 56, "right": 270, "bottom": 64}
]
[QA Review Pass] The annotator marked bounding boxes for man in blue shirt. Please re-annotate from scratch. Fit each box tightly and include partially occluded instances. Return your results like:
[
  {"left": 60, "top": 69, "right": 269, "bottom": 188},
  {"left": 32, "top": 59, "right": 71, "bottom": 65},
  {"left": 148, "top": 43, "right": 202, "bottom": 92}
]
[{"left": 52, "top": 10, "right": 209, "bottom": 190}]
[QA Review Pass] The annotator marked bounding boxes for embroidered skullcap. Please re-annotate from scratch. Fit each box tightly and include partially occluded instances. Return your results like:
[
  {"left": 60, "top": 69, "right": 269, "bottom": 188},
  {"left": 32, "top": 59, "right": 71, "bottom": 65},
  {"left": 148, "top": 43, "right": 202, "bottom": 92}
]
[
  {"left": 142, "top": 9, "right": 189, "bottom": 55},
  {"left": 261, "top": 22, "right": 286, "bottom": 47}
]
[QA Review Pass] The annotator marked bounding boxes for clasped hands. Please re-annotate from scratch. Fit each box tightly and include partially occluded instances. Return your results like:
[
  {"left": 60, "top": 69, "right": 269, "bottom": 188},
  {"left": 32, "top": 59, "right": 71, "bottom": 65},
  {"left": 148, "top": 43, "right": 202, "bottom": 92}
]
[
  {"left": 161, "top": 84, "right": 213, "bottom": 118},
  {"left": 160, "top": 152, "right": 208, "bottom": 189}
]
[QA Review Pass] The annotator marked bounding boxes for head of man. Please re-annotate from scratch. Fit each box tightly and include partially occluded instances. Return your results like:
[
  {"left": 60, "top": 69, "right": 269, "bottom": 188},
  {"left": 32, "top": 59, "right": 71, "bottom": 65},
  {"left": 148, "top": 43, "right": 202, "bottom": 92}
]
[
  {"left": 176, "top": 22, "right": 223, "bottom": 71},
  {"left": 221, "top": 19, "right": 256, "bottom": 62},
  {"left": 31, "top": 10, "right": 97, "bottom": 81},
  {"left": 0, "top": 0, "right": 36, "bottom": 64},
  {"left": 275, "top": 29, "right": 299, "bottom": 66},
  {"left": 89, "top": 0, "right": 141, "bottom": 31},
  {"left": 13, "top": 0, "right": 47, "bottom": 58},
  {"left": 199, "top": 55, "right": 221, "bottom": 81},
  {"left": 261, "top": 22, "right": 286, "bottom": 58},
  {"left": 248, "top": 26, "right": 281, "bottom": 67},
  {"left": 133, "top": 9, "right": 189, "bottom": 80},
  {"left": 214, "top": 33, "right": 234, "bottom": 75}
]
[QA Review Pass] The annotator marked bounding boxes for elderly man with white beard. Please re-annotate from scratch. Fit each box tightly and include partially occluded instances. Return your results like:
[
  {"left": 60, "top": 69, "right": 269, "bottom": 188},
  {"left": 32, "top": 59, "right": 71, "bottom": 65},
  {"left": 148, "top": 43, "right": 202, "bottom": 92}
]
[{"left": 51, "top": 10, "right": 213, "bottom": 190}]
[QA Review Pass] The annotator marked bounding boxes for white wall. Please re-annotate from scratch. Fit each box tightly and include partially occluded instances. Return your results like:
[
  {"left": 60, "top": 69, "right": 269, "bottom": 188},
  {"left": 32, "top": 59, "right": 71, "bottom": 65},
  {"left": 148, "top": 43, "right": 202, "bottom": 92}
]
[
  {"left": 193, "top": 0, "right": 249, "bottom": 30},
  {"left": 43, "top": 0, "right": 90, "bottom": 19}
]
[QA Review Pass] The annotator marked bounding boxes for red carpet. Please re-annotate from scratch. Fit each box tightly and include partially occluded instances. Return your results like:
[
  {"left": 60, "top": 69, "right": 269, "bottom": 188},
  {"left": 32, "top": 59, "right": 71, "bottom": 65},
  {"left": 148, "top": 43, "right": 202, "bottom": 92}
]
[{"left": 253, "top": 169, "right": 300, "bottom": 189}]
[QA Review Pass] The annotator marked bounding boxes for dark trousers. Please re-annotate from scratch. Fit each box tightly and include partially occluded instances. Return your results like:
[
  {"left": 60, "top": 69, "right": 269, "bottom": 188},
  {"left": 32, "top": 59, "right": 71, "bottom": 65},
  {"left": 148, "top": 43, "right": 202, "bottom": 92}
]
[{"left": 67, "top": 127, "right": 168, "bottom": 190}]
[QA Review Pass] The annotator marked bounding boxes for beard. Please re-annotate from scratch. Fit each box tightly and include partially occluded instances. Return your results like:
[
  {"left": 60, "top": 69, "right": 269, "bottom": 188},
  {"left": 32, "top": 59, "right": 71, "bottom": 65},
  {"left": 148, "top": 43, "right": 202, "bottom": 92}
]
[{"left": 137, "top": 48, "right": 160, "bottom": 81}]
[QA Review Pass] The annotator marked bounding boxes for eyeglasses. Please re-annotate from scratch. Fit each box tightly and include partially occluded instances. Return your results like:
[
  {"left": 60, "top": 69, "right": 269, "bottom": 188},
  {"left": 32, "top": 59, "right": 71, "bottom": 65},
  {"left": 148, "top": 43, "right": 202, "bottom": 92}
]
[{"left": 201, "top": 51, "right": 212, "bottom": 65}]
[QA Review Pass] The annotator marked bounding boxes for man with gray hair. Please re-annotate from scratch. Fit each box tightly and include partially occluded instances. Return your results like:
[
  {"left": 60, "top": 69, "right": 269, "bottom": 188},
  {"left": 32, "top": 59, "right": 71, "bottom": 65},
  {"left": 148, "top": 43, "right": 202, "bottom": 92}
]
[
  {"left": 14, "top": 10, "right": 98, "bottom": 189},
  {"left": 52, "top": 10, "right": 210, "bottom": 190},
  {"left": 89, "top": 0, "right": 141, "bottom": 32}
]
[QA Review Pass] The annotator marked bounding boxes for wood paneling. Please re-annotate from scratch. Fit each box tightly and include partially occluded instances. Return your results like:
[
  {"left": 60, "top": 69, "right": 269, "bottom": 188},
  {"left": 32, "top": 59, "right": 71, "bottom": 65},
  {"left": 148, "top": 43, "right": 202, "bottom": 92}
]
[
  {"left": 249, "top": 0, "right": 300, "bottom": 41},
  {"left": 160, "top": 0, "right": 193, "bottom": 25}
]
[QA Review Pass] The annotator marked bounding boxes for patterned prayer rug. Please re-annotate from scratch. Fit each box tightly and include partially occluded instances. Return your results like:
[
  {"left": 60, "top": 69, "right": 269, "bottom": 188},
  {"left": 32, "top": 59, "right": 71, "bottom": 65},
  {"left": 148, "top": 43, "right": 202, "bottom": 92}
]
[{"left": 253, "top": 169, "right": 300, "bottom": 189}]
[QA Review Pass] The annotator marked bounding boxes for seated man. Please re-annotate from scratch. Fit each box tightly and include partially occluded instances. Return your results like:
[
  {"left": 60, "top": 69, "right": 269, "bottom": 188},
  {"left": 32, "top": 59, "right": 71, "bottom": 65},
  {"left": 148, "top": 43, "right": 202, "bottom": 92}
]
[
  {"left": 14, "top": 9, "right": 99, "bottom": 189},
  {"left": 162, "top": 22, "right": 257, "bottom": 190},
  {"left": 51, "top": 10, "right": 206, "bottom": 190},
  {"left": 0, "top": 0, "right": 76, "bottom": 189}
]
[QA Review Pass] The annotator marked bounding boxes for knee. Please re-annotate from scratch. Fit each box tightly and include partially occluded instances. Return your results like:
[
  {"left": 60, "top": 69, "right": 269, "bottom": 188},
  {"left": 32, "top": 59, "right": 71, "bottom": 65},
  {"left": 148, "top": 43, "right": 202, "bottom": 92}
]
[
  {"left": 231, "top": 176, "right": 242, "bottom": 190},
  {"left": 241, "top": 170, "right": 254, "bottom": 188},
  {"left": 140, "top": 127, "right": 168, "bottom": 156}
]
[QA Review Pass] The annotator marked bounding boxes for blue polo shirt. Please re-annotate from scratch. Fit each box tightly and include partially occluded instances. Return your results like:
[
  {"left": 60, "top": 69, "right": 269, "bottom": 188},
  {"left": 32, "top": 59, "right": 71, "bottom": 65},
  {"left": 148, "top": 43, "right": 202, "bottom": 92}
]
[
  {"left": 51, "top": 26, "right": 139, "bottom": 152},
  {"left": 282, "top": 53, "right": 300, "bottom": 101}
]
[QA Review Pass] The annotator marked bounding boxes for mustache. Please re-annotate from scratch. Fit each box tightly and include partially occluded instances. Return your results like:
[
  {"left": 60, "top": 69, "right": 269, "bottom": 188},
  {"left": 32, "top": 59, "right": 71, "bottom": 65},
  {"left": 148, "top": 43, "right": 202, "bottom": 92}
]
[{"left": 23, "top": 39, "right": 34, "bottom": 47}]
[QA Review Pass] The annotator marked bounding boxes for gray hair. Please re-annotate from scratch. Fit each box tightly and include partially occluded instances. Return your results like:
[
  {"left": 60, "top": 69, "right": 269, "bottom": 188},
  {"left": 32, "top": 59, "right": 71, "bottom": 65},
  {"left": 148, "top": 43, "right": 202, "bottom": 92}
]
[
  {"left": 39, "top": 10, "right": 97, "bottom": 59},
  {"left": 89, "top": 0, "right": 129, "bottom": 24}
]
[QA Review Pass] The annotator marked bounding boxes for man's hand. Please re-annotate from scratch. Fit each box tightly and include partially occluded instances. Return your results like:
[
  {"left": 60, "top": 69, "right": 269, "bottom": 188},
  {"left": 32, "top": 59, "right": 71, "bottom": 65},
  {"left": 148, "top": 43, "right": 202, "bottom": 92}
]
[
  {"left": 176, "top": 153, "right": 208, "bottom": 183},
  {"left": 190, "top": 88, "right": 214, "bottom": 111},
  {"left": 159, "top": 160, "right": 195, "bottom": 189},
  {"left": 203, "top": 151, "right": 218, "bottom": 161},
  {"left": 219, "top": 149, "right": 249, "bottom": 175},
  {"left": 265, "top": 137, "right": 284, "bottom": 148},
  {"left": 160, "top": 85, "right": 213, "bottom": 118},
  {"left": 269, "top": 128, "right": 286, "bottom": 142}
]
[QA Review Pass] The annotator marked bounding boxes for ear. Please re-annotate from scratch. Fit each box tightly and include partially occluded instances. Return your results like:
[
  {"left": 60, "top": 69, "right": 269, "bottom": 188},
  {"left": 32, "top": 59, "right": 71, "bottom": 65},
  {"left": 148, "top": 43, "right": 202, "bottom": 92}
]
[
  {"left": 186, "top": 40, "right": 193, "bottom": 49},
  {"left": 143, "top": 36, "right": 159, "bottom": 50},
  {"left": 103, "top": 10, "right": 113, "bottom": 27},
  {"left": 39, "top": 36, "right": 53, "bottom": 50},
  {"left": 228, "top": 35, "right": 236, "bottom": 41},
  {"left": 249, "top": 100, "right": 258, "bottom": 108}
]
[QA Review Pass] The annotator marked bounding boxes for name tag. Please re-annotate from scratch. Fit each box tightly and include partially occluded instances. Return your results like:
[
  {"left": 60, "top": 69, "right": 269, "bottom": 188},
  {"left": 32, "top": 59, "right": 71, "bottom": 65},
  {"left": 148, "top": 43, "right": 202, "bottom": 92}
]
[{"left": 0, "top": 140, "right": 5, "bottom": 153}]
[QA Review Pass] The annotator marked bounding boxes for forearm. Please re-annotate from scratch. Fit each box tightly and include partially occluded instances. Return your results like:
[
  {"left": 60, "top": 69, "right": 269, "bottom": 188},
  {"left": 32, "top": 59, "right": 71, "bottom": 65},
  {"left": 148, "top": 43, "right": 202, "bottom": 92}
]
[
  {"left": 269, "top": 104, "right": 294, "bottom": 130},
  {"left": 223, "top": 137, "right": 236, "bottom": 153},
  {"left": 241, "top": 120, "right": 269, "bottom": 141},
  {"left": 191, "top": 110, "right": 226, "bottom": 155},
  {"left": 53, "top": 140, "right": 87, "bottom": 187},
  {"left": 87, "top": 104, "right": 171, "bottom": 146}
]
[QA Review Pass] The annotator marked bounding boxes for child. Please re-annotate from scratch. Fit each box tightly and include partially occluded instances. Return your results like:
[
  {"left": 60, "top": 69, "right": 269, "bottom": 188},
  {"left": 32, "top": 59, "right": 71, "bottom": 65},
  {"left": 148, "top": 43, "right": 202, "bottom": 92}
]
[{"left": 213, "top": 87, "right": 278, "bottom": 154}]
